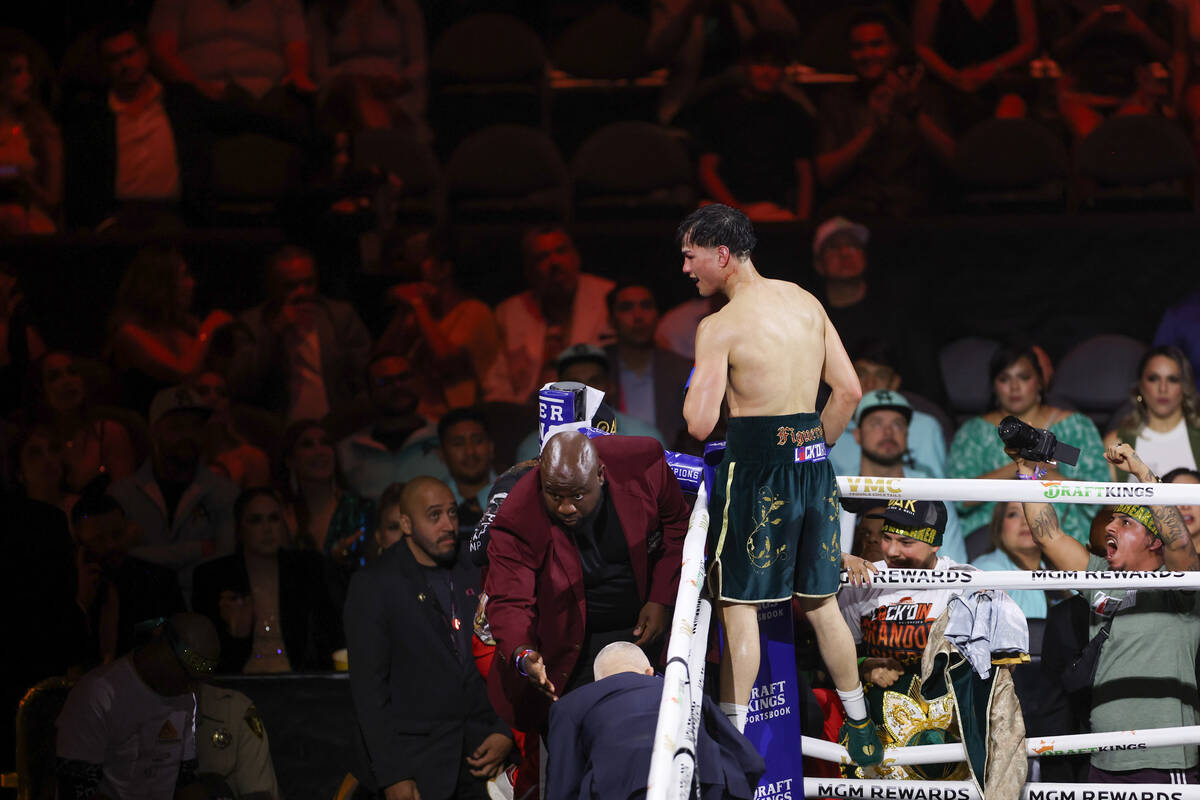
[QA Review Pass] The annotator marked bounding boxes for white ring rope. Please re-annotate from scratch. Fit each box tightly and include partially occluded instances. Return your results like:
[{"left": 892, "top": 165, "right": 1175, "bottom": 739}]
[
  {"left": 647, "top": 475, "right": 1200, "bottom": 800},
  {"left": 836, "top": 476, "right": 1199, "bottom": 506},
  {"left": 802, "top": 726, "right": 1200, "bottom": 766},
  {"left": 838, "top": 569, "right": 1200, "bottom": 591}
]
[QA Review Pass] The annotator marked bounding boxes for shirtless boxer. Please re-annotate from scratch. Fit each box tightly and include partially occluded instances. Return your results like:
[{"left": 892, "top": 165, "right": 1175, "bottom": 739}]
[{"left": 679, "top": 204, "right": 882, "bottom": 765}]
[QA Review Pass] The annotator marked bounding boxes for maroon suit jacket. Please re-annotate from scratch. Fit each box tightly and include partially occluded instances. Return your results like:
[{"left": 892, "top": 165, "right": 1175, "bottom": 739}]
[{"left": 484, "top": 435, "right": 689, "bottom": 733}]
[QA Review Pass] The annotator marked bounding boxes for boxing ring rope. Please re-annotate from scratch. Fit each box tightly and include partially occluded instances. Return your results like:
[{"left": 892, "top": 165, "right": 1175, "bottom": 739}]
[{"left": 646, "top": 476, "right": 1200, "bottom": 800}]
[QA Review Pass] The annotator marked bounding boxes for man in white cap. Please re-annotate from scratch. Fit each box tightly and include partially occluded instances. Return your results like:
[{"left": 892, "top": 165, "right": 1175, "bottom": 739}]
[{"left": 109, "top": 385, "right": 238, "bottom": 598}]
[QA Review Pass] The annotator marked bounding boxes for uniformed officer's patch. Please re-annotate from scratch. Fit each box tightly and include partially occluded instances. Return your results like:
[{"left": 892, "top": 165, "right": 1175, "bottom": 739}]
[
  {"left": 211, "top": 727, "right": 232, "bottom": 749},
  {"left": 244, "top": 706, "right": 265, "bottom": 739}
]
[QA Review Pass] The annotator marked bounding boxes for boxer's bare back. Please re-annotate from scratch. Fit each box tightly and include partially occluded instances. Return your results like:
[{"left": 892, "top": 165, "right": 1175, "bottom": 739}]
[{"left": 683, "top": 241, "right": 858, "bottom": 443}]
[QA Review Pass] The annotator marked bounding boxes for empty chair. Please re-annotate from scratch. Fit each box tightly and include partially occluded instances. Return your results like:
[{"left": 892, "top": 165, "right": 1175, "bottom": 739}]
[
  {"left": 570, "top": 121, "right": 695, "bottom": 219},
  {"left": 428, "top": 14, "right": 547, "bottom": 157},
  {"left": 207, "top": 134, "right": 305, "bottom": 221},
  {"left": 954, "top": 118, "right": 1069, "bottom": 211},
  {"left": 444, "top": 124, "right": 569, "bottom": 222},
  {"left": 1046, "top": 334, "right": 1147, "bottom": 430},
  {"left": 12, "top": 677, "right": 74, "bottom": 800},
  {"left": 550, "top": 4, "right": 650, "bottom": 80},
  {"left": 1074, "top": 116, "right": 1197, "bottom": 211},
  {"left": 939, "top": 336, "right": 1000, "bottom": 422}
]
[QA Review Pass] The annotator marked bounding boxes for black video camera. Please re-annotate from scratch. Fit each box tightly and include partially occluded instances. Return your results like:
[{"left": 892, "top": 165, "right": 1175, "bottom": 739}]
[{"left": 997, "top": 416, "right": 1080, "bottom": 466}]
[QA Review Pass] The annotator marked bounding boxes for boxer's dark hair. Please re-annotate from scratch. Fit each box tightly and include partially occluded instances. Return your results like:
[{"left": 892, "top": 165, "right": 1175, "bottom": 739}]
[
  {"left": 847, "top": 7, "right": 901, "bottom": 42},
  {"left": 676, "top": 205, "right": 757, "bottom": 259}
]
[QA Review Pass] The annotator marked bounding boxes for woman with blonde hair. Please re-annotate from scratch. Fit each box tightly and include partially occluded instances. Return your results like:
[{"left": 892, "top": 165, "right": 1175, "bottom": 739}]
[{"left": 1103, "top": 345, "right": 1200, "bottom": 480}]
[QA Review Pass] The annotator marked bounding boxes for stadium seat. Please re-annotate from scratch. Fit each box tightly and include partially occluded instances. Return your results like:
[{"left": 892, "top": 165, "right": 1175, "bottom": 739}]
[
  {"left": 1074, "top": 116, "right": 1197, "bottom": 211},
  {"left": 939, "top": 336, "right": 1000, "bottom": 423},
  {"left": 955, "top": 118, "right": 1069, "bottom": 211},
  {"left": 352, "top": 129, "right": 443, "bottom": 223},
  {"left": 429, "top": 14, "right": 547, "bottom": 158},
  {"left": 444, "top": 125, "right": 569, "bottom": 223},
  {"left": 1046, "top": 334, "right": 1146, "bottom": 430},
  {"left": 570, "top": 121, "right": 695, "bottom": 220}
]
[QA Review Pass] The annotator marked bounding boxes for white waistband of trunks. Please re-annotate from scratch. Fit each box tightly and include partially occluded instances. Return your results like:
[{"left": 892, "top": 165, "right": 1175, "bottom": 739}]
[{"left": 794, "top": 442, "right": 828, "bottom": 463}]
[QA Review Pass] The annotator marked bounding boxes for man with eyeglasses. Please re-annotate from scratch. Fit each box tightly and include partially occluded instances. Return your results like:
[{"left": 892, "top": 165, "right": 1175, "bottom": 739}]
[
  {"left": 56, "top": 613, "right": 221, "bottom": 800},
  {"left": 336, "top": 352, "right": 451, "bottom": 504}
]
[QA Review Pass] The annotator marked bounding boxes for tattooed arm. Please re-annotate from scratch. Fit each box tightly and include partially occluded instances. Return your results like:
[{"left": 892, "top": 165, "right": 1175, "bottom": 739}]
[
  {"left": 1011, "top": 452, "right": 1091, "bottom": 570},
  {"left": 1106, "top": 442, "right": 1200, "bottom": 571}
]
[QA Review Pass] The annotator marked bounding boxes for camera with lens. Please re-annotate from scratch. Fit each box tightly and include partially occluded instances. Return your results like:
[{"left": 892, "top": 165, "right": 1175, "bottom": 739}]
[{"left": 997, "top": 416, "right": 1080, "bottom": 466}]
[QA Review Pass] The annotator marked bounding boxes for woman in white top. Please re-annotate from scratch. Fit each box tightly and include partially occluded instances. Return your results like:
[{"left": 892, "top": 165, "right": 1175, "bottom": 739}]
[{"left": 1104, "top": 345, "right": 1200, "bottom": 480}]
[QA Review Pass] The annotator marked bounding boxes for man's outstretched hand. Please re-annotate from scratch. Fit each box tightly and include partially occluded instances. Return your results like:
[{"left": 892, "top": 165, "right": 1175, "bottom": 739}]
[{"left": 633, "top": 601, "right": 669, "bottom": 646}]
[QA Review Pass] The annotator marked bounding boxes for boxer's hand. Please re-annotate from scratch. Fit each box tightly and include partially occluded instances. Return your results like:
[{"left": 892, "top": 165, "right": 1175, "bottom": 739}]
[
  {"left": 861, "top": 657, "right": 904, "bottom": 688},
  {"left": 633, "top": 601, "right": 669, "bottom": 646},
  {"left": 842, "top": 554, "right": 878, "bottom": 586},
  {"left": 520, "top": 650, "right": 558, "bottom": 701}
]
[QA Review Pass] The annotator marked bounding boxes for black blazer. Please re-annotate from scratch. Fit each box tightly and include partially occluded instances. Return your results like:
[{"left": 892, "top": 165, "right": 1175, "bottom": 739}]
[
  {"left": 343, "top": 542, "right": 508, "bottom": 796},
  {"left": 191, "top": 549, "right": 342, "bottom": 673}
]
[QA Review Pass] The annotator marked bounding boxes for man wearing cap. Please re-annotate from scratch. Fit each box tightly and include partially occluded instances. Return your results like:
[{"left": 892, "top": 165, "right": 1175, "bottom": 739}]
[
  {"left": 836, "top": 389, "right": 966, "bottom": 562},
  {"left": 679, "top": 203, "right": 883, "bottom": 764},
  {"left": 836, "top": 499, "right": 974, "bottom": 780},
  {"left": 830, "top": 338, "right": 949, "bottom": 480},
  {"left": 1015, "top": 442, "right": 1200, "bottom": 784},
  {"left": 56, "top": 613, "right": 221, "bottom": 800},
  {"left": 513, "top": 344, "right": 666, "bottom": 462},
  {"left": 485, "top": 430, "right": 689, "bottom": 734},
  {"left": 109, "top": 385, "right": 239, "bottom": 598},
  {"left": 811, "top": 217, "right": 943, "bottom": 404}
]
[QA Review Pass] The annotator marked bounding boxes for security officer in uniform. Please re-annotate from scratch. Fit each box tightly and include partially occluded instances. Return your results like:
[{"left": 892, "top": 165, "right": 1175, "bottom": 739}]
[{"left": 196, "top": 683, "right": 280, "bottom": 800}]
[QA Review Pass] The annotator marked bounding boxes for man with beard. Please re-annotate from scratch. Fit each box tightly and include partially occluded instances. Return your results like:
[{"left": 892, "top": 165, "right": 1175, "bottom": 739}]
[
  {"left": 840, "top": 390, "right": 966, "bottom": 561},
  {"left": 346, "top": 476, "right": 513, "bottom": 800},
  {"left": 437, "top": 407, "right": 497, "bottom": 536},
  {"left": 484, "top": 431, "right": 688, "bottom": 734},
  {"left": 494, "top": 226, "right": 615, "bottom": 402},
  {"left": 337, "top": 352, "right": 450, "bottom": 503},
  {"left": 836, "top": 500, "right": 975, "bottom": 781},
  {"left": 110, "top": 385, "right": 238, "bottom": 598},
  {"left": 72, "top": 490, "right": 185, "bottom": 666}
]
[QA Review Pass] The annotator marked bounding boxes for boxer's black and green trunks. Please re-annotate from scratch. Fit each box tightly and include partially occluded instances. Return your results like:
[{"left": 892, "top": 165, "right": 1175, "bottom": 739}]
[{"left": 706, "top": 412, "right": 842, "bottom": 602}]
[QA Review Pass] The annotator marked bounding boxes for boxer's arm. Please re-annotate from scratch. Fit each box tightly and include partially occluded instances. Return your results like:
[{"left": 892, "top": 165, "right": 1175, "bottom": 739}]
[
  {"left": 819, "top": 315, "right": 862, "bottom": 443},
  {"left": 684, "top": 316, "right": 728, "bottom": 440}
]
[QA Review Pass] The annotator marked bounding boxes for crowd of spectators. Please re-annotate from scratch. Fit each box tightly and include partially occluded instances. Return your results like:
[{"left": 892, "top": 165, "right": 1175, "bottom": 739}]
[{"left": 6, "top": 0, "right": 1200, "bottom": 798}]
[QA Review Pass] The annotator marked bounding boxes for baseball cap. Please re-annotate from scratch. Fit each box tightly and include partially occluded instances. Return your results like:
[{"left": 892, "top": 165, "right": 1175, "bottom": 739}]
[
  {"left": 813, "top": 216, "right": 869, "bottom": 256},
  {"left": 555, "top": 343, "right": 609, "bottom": 374},
  {"left": 881, "top": 500, "right": 947, "bottom": 547},
  {"left": 149, "top": 385, "right": 213, "bottom": 427},
  {"left": 855, "top": 389, "right": 913, "bottom": 426}
]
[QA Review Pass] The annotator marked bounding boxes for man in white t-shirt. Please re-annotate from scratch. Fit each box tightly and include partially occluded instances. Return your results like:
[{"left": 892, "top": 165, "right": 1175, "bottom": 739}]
[
  {"left": 837, "top": 500, "right": 973, "bottom": 780},
  {"left": 56, "top": 613, "right": 220, "bottom": 800}
]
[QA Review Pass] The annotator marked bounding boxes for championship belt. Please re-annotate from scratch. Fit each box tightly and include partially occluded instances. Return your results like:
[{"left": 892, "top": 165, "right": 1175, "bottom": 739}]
[{"left": 843, "top": 673, "right": 969, "bottom": 782}]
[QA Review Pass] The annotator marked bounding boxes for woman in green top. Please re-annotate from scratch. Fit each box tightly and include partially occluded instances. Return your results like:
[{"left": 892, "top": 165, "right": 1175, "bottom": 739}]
[{"left": 948, "top": 344, "right": 1107, "bottom": 544}]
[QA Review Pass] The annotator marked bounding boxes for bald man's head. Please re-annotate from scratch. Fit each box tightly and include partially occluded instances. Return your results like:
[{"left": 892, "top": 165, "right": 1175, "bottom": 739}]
[
  {"left": 594, "top": 641, "right": 653, "bottom": 680},
  {"left": 540, "top": 432, "right": 606, "bottom": 529},
  {"left": 396, "top": 476, "right": 459, "bottom": 566},
  {"left": 170, "top": 612, "right": 221, "bottom": 665},
  {"left": 138, "top": 613, "right": 221, "bottom": 697}
]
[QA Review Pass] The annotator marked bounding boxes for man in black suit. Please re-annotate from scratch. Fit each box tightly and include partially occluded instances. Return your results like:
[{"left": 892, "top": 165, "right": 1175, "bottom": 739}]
[
  {"left": 345, "top": 476, "right": 512, "bottom": 800},
  {"left": 604, "top": 282, "right": 694, "bottom": 450},
  {"left": 546, "top": 641, "right": 763, "bottom": 800}
]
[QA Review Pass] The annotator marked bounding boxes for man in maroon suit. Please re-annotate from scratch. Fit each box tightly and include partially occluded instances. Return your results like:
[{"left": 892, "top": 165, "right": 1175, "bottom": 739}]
[{"left": 484, "top": 431, "right": 689, "bottom": 733}]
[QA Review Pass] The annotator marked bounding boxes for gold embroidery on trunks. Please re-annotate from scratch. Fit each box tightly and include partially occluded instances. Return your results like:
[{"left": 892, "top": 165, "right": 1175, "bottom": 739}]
[{"left": 747, "top": 487, "right": 790, "bottom": 569}]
